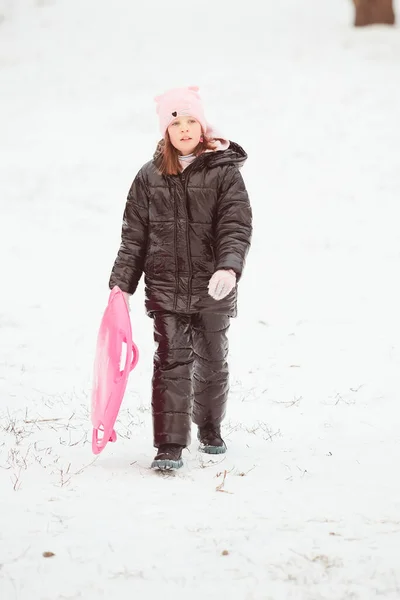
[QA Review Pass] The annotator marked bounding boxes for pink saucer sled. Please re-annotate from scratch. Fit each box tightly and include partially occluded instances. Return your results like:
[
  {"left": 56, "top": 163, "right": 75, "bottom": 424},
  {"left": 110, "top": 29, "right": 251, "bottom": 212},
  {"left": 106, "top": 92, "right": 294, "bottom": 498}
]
[{"left": 91, "top": 286, "right": 139, "bottom": 455}]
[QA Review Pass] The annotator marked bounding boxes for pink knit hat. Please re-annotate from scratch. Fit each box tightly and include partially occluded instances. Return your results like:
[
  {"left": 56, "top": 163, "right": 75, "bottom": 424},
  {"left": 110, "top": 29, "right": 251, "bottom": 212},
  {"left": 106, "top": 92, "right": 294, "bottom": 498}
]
[{"left": 154, "top": 86, "right": 208, "bottom": 137}]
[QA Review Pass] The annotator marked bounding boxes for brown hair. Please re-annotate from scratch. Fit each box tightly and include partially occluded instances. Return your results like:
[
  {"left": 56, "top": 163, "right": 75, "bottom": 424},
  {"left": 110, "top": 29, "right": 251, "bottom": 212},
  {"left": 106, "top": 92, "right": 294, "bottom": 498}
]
[{"left": 157, "top": 131, "right": 218, "bottom": 176}]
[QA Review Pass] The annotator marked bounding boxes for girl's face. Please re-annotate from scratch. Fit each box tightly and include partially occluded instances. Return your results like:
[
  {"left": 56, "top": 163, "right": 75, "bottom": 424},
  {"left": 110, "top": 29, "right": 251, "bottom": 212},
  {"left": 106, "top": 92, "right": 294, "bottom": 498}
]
[{"left": 167, "top": 116, "right": 202, "bottom": 155}]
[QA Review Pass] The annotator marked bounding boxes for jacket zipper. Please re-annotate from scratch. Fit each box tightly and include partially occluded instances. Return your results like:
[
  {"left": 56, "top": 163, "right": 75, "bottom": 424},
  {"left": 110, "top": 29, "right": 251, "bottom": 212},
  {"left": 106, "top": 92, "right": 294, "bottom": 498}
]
[
  {"left": 173, "top": 181, "right": 179, "bottom": 310},
  {"left": 180, "top": 172, "right": 193, "bottom": 312},
  {"left": 168, "top": 178, "right": 179, "bottom": 312}
]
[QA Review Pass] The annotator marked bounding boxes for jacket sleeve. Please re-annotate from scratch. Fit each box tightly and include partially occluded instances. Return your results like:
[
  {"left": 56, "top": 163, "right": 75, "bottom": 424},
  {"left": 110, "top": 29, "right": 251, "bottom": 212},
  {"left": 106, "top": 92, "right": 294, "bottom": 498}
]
[
  {"left": 215, "top": 166, "right": 252, "bottom": 280},
  {"left": 109, "top": 169, "right": 149, "bottom": 294}
]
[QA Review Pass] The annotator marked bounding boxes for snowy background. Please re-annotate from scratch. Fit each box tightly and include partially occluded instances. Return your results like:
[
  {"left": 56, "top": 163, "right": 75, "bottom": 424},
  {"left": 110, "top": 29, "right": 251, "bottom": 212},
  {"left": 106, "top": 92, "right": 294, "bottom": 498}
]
[{"left": 1, "top": 0, "right": 400, "bottom": 598}]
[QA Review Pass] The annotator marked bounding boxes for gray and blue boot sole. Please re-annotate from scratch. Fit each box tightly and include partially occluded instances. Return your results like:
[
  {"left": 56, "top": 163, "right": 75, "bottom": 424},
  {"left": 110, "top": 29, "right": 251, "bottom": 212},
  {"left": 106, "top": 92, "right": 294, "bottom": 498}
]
[
  {"left": 199, "top": 443, "right": 227, "bottom": 455},
  {"left": 151, "top": 458, "right": 183, "bottom": 470}
]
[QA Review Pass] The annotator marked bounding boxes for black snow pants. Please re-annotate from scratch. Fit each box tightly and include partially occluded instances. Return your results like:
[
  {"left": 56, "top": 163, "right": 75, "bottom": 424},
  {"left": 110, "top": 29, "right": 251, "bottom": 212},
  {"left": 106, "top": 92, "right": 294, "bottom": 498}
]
[{"left": 151, "top": 312, "right": 230, "bottom": 448}]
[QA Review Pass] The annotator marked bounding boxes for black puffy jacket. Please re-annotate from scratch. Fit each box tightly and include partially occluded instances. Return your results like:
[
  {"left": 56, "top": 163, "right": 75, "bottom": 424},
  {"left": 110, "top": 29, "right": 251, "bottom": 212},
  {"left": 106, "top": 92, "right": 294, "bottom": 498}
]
[{"left": 109, "top": 141, "right": 252, "bottom": 317}]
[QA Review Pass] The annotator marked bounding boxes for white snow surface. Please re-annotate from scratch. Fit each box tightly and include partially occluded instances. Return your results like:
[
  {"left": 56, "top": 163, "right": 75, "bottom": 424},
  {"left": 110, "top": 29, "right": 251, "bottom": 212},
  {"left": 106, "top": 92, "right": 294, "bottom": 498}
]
[{"left": 1, "top": 1, "right": 400, "bottom": 598}]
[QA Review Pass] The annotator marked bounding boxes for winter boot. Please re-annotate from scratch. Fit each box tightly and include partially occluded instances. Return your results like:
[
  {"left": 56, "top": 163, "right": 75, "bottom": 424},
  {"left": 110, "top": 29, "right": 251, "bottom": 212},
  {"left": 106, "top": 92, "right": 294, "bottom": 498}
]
[
  {"left": 197, "top": 423, "right": 226, "bottom": 454},
  {"left": 151, "top": 444, "right": 184, "bottom": 470}
]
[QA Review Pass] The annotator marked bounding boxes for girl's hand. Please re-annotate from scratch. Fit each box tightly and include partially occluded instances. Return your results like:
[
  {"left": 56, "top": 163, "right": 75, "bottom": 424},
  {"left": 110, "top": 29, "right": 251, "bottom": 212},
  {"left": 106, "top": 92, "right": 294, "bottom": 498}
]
[{"left": 208, "top": 269, "right": 236, "bottom": 301}]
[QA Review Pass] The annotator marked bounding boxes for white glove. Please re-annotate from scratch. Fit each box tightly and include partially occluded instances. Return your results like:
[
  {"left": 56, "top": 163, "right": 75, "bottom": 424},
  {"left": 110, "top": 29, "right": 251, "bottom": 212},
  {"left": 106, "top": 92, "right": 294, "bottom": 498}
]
[
  {"left": 122, "top": 291, "right": 132, "bottom": 312},
  {"left": 208, "top": 269, "right": 236, "bottom": 301}
]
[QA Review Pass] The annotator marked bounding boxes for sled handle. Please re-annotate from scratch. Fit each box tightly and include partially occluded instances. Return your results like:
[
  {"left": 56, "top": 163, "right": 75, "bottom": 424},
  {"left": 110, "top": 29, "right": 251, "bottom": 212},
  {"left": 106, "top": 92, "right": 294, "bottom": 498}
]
[
  {"left": 116, "top": 331, "right": 132, "bottom": 377},
  {"left": 130, "top": 341, "right": 139, "bottom": 371},
  {"left": 115, "top": 333, "right": 139, "bottom": 381},
  {"left": 92, "top": 427, "right": 117, "bottom": 454}
]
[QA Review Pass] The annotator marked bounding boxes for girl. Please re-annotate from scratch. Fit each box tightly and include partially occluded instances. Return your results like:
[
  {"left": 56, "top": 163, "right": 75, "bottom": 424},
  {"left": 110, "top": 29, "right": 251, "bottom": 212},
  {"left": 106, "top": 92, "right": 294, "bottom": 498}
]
[{"left": 109, "top": 86, "right": 252, "bottom": 470}]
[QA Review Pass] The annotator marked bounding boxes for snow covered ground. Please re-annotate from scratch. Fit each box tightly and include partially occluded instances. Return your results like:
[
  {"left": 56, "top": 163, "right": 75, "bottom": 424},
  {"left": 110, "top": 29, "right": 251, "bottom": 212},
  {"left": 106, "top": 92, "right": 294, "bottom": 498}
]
[{"left": 1, "top": 0, "right": 400, "bottom": 598}]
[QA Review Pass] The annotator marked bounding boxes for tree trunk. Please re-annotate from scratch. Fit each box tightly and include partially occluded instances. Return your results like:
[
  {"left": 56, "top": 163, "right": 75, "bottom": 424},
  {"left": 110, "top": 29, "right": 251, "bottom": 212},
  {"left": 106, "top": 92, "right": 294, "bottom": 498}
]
[{"left": 353, "top": 0, "right": 395, "bottom": 26}]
